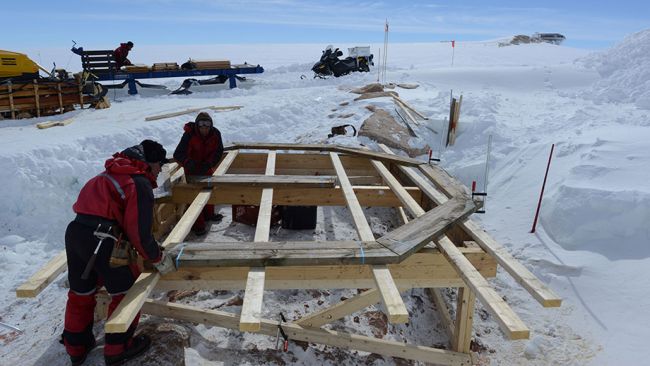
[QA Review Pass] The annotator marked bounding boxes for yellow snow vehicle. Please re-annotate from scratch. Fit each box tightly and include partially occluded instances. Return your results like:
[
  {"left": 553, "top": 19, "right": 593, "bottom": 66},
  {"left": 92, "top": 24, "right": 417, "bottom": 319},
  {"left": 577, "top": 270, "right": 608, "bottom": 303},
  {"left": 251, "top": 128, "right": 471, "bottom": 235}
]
[{"left": 0, "top": 50, "right": 40, "bottom": 81}]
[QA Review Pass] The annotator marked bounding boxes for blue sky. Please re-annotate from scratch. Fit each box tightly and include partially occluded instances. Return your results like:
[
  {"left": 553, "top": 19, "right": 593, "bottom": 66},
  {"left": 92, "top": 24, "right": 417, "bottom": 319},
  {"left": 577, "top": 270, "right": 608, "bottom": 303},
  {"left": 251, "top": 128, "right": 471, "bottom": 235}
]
[{"left": 4, "top": 0, "right": 648, "bottom": 50}]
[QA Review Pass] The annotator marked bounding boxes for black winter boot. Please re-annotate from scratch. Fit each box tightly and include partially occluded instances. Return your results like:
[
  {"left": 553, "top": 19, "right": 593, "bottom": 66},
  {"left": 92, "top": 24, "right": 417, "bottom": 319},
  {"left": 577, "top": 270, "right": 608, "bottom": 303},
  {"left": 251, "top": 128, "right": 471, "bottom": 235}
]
[
  {"left": 104, "top": 334, "right": 151, "bottom": 366},
  {"left": 69, "top": 337, "right": 96, "bottom": 365}
]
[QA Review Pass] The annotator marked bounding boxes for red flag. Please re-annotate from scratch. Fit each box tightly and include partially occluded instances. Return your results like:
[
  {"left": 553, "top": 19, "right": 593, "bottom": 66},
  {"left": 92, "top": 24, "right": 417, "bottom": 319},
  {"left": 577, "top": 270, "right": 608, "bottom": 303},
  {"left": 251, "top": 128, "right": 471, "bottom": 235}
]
[{"left": 451, "top": 40, "right": 455, "bottom": 48}]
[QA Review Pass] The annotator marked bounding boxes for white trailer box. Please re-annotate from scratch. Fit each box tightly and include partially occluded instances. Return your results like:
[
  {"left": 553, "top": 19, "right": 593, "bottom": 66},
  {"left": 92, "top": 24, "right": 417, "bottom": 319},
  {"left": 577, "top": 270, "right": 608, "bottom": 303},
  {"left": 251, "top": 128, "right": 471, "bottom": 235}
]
[{"left": 348, "top": 46, "right": 371, "bottom": 57}]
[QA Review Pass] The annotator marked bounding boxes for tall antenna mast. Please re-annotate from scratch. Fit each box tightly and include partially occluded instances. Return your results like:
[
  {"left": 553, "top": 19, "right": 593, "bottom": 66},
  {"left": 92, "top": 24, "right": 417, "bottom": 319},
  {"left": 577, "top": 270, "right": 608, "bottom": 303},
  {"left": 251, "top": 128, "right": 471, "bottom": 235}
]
[{"left": 382, "top": 19, "right": 389, "bottom": 84}]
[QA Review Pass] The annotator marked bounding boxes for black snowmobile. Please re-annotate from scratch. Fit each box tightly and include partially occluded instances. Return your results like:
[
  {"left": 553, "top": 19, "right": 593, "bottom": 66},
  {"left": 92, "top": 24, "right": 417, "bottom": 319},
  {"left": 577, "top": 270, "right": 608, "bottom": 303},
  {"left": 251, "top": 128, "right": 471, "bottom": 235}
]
[{"left": 311, "top": 46, "right": 373, "bottom": 78}]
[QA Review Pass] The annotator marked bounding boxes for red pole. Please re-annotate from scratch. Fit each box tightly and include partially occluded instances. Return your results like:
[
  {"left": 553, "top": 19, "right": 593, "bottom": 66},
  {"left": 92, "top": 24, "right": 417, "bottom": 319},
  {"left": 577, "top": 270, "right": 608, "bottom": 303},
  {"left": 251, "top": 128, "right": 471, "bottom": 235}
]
[{"left": 530, "top": 143, "right": 555, "bottom": 233}]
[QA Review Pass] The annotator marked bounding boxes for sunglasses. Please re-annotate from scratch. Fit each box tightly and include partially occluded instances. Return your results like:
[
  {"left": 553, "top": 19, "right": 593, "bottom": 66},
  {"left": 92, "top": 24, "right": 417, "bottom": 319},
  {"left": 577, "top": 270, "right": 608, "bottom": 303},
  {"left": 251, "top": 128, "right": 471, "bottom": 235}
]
[{"left": 197, "top": 121, "right": 212, "bottom": 127}]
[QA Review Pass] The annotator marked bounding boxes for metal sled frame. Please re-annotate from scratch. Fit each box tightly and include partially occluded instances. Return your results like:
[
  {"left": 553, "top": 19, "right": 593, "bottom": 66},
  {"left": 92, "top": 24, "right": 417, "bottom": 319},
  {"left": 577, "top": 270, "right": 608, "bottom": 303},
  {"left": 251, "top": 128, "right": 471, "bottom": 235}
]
[{"left": 17, "top": 143, "right": 561, "bottom": 365}]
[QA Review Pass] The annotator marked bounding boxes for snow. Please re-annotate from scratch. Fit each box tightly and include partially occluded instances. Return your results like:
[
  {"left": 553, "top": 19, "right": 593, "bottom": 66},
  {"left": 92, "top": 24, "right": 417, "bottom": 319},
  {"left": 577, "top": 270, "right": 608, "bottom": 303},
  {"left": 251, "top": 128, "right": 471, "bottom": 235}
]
[{"left": 2, "top": 32, "right": 650, "bottom": 365}]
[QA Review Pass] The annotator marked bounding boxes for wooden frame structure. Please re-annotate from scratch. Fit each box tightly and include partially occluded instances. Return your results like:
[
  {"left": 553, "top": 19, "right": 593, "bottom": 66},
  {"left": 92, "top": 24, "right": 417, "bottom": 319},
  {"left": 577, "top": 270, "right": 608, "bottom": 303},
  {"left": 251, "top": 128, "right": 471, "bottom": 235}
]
[{"left": 17, "top": 143, "right": 561, "bottom": 365}]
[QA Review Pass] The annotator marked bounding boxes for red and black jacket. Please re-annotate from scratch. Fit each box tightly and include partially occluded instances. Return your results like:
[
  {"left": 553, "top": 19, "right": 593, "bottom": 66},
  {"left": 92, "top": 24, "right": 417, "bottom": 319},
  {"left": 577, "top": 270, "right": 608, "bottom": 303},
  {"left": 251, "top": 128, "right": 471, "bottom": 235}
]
[
  {"left": 72, "top": 150, "right": 162, "bottom": 262},
  {"left": 113, "top": 43, "right": 131, "bottom": 68},
  {"left": 173, "top": 122, "right": 224, "bottom": 175}
]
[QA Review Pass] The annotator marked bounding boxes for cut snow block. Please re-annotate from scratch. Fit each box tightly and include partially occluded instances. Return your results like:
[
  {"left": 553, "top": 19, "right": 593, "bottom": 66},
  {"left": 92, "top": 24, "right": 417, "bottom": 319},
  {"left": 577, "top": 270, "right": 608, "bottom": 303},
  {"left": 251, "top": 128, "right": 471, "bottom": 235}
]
[{"left": 358, "top": 109, "right": 429, "bottom": 157}]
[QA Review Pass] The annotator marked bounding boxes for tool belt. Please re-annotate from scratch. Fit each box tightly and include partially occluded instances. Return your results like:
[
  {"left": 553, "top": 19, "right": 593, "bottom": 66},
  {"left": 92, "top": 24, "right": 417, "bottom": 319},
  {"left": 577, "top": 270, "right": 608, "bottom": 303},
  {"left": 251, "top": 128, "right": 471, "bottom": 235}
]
[{"left": 74, "top": 214, "right": 138, "bottom": 268}]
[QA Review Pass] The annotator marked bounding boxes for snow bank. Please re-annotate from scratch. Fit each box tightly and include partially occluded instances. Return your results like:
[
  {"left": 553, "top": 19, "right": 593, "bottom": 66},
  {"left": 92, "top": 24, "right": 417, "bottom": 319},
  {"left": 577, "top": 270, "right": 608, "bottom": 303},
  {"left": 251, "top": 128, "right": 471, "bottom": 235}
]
[
  {"left": 582, "top": 28, "right": 650, "bottom": 109},
  {"left": 542, "top": 185, "right": 650, "bottom": 260}
]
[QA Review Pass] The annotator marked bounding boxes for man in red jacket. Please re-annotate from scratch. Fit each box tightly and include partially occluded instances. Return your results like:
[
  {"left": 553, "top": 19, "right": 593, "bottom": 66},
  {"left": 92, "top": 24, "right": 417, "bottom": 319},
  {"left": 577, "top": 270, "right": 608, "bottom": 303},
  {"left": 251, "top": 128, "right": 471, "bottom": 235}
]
[
  {"left": 62, "top": 140, "right": 175, "bottom": 366},
  {"left": 114, "top": 41, "right": 134, "bottom": 69},
  {"left": 173, "top": 112, "right": 224, "bottom": 235}
]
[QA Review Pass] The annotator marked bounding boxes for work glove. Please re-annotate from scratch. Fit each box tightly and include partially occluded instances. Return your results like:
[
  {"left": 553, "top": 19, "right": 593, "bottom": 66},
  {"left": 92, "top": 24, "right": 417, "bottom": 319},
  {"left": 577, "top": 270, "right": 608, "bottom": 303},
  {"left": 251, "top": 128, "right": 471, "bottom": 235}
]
[{"left": 153, "top": 252, "right": 176, "bottom": 275}]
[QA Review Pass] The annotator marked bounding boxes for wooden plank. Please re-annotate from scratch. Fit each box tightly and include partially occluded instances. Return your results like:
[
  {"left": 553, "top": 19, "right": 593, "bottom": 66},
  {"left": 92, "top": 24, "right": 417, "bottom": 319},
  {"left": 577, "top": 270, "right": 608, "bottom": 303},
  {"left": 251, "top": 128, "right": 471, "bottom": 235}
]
[
  {"left": 437, "top": 236, "right": 529, "bottom": 340},
  {"left": 105, "top": 151, "right": 239, "bottom": 333},
  {"left": 393, "top": 99, "right": 420, "bottom": 125},
  {"left": 145, "top": 105, "right": 242, "bottom": 121},
  {"left": 158, "top": 247, "right": 495, "bottom": 286},
  {"left": 227, "top": 143, "right": 423, "bottom": 166},
  {"left": 8, "top": 81, "right": 15, "bottom": 119},
  {"left": 240, "top": 151, "right": 275, "bottom": 331},
  {"left": 329, "top": 152, "right": 408, "bottom": 323},
  {"left": 36, "top": 118, "right": 74, "bottom": 129},
  {"left": 170, "top": 185, "right": 422, "bottom": 207},
  {"left": 16, "top": 251, "right": 67, "bottom": 297},
  {"left": 376, "top": 197, "right": 476, "bottom": 259},
  {"left": 56, "top": 83, "right": 63, "bottom": 113},
  {"left": 379, "top": 144, "right": 561, "bottom": 308},
  {"left": 428, "top": 288, "right": 455, "bottom": 342},
  {"left": 371, "top": 147, "right": 529, "bottom": 340},
  {"left": 294, "top": 288, "right": 387, "bottom": 328},
  {"left": 231, "top": 152, "right": 373, "bottom": 171},
  {"left": 418, "top": 164, "right": 468, "bottom": 200},
  {"left": 143, "top": 300, "right": 472, "bottom": 365},
  {"left": 33, "top": 79, "right": 40, "bottom": 117},
  {"left": 392, "top": 95, "right": 429, "bottom": 120},
  {"left": 189, "top": 174, "right": 336, "bottom": 188},
  {"left": 105, "top": 190, "right": 211, "bottom": 333},
  {"left": 453, "top": 286, "right": 475, "bottom": 353},
  {"left": 460, "top": 220, "right": 562, "bottom": 307},
  {"left": 240, "top": 268, "right": 266, "bottom": 331}
]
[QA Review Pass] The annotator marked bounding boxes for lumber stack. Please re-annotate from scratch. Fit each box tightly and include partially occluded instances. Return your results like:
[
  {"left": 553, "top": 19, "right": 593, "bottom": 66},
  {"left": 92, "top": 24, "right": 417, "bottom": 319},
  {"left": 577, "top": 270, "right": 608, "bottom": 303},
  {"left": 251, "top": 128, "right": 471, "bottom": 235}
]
[
  {"left": 192, "top": 60, "right": 231, "bottom": 70},
  {"left": 152, "top": 62, "right": 180, "bottom": 71},
  {"left": 123, "top": 64, "right": 151, "bottom": 73},
  {"left": 0, "top": 80, "right": 87, "bottom": 119}
]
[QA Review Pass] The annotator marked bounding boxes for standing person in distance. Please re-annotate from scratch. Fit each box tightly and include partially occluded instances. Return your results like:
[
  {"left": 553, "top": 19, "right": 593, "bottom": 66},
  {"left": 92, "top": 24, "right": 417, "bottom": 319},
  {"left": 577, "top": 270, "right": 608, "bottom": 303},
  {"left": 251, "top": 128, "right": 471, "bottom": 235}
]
[{"left": 173, "top": 112, "right": 224, "bottom": 235}]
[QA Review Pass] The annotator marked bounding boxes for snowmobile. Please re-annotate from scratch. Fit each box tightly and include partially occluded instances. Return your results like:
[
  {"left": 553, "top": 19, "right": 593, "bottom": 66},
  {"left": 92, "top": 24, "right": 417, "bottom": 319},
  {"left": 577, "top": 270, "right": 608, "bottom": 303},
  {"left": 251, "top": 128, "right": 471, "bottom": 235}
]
[{"left": 311, "top": 45, "right": 373, "bottom": 78}]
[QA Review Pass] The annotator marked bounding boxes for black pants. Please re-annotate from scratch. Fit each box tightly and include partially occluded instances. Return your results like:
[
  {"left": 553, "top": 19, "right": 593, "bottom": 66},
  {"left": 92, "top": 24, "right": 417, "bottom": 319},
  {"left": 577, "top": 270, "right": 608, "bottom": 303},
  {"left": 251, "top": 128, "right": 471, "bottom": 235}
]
[
  {"left": 63, "top": 218, "right": 141, "bottom": 357},
  {"left": 65, "top": 220, "right": 136, "bottom": 295}
]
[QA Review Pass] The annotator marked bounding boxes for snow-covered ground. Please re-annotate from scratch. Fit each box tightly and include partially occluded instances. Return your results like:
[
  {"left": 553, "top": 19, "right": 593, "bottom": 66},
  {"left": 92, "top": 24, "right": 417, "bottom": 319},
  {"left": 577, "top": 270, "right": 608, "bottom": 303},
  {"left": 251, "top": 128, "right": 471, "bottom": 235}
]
[{"left": 2, "top": 30, "right": 649, "bottom": 365}]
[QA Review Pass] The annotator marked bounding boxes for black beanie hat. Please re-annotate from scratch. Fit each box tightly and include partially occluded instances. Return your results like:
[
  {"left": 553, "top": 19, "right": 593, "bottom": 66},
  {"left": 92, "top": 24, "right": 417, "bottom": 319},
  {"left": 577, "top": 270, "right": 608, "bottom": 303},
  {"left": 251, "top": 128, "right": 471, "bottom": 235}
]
[
  {"left": 140, "top": 139, "right": 168, "bottom": 164},
  {"left": 195, "top": 112, "right": 213, "bottom": 126}
]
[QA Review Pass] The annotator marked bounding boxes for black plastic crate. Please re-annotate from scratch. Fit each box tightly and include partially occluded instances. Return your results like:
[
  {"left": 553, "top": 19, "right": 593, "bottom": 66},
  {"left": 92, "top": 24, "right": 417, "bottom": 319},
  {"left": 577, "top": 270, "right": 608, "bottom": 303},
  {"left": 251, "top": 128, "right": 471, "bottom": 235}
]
[{"left": 281, "top": 206, "right": 317, "bottom": 230}]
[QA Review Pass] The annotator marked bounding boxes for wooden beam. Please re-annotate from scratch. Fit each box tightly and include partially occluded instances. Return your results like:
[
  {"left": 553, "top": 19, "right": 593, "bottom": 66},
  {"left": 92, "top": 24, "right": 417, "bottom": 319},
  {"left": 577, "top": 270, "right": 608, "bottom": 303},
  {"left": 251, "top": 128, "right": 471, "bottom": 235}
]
[
  {"left": 186, "top": 174, "right": 336, "bottom": 188},
  {"left": 378, "top": 145, "right": 561, "bottom": 308},
  {"left": 428, "top": 288, "right": 455, "bottom": 342},
  {"left": 240, "top": 151, "right": 275, "bottom": 331},
  {"left": 376, "top": 197, "right": 476, "bottom": 259},
  {"left": 329, "top": 152, "right": 408, "bottom": 323},
  {"left": 226, "top": 143, "right": 423, "bottom": 167},
  {"left": 369, "top": 152, "right": 529, "bottom": 340},
  {"left": 392, "top": 95, "right": 429, "bottom": 120},
  {"left": 105, "top": 151, "right": 239, "bottom": 333},
  {"left": 460, "top": 220, "right": 561, "bottom": 307},
  {"left": 452, "top": 286, "right": 475, "bottom": 353},
  {"left": 174, "top": 240, "right": 396, "bottom": 267},
  {"left": 36, "top": 118, "right": 74, "bottom": 129},
  {"left": 143, "top": 300, "right": 472, "bottom": 365},
  {"left": 240, "top": 267, "right": 265, "bottom": 332},
  {"left": 145, "top": 105, "right": 242, "bottom": 121},
  {"left": 437, "top": 236, "right": 529, "bottom": 340},
  {"left": 158, "top": 248, "right": 496, "bottom": 292},
  {"left": 170, "top": 185, "right": 423, "bottom": 207},
  {"left": 16, "top": 251, "right": 67, "bottom": 297},
  {"left": 105, "top": 191, "right": 211, "bottom": 333}
]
